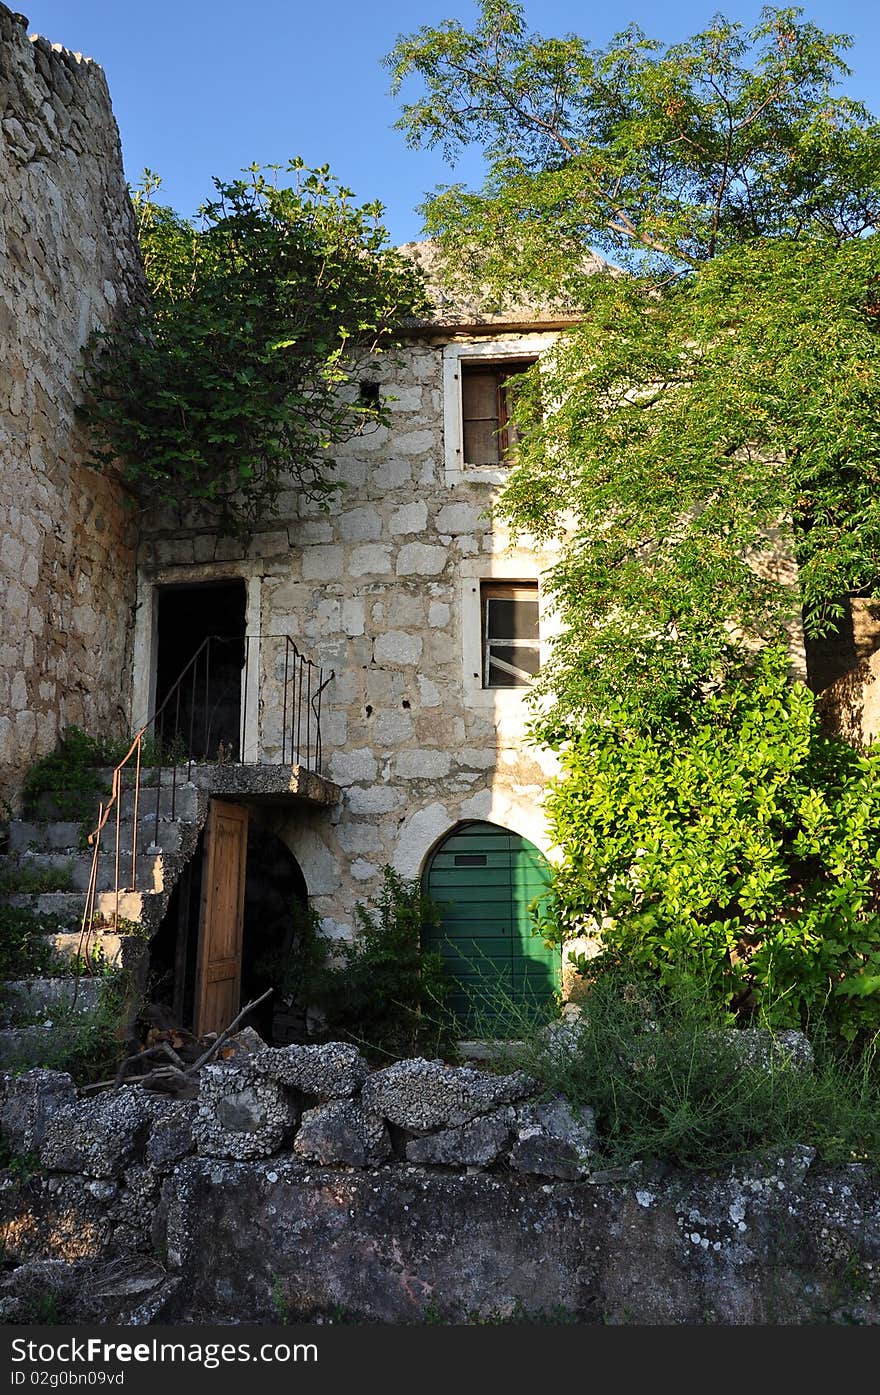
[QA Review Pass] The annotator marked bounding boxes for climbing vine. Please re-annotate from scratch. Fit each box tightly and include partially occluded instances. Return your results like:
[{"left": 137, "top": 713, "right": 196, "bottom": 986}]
[{"left": 80, "top": 163, "right": 427, "bottom": 529}]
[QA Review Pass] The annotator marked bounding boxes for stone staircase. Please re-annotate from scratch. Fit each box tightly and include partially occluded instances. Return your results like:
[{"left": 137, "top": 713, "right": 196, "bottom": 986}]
[{"left": 0, "top": 768, "right": 209, "bottom": 1069}]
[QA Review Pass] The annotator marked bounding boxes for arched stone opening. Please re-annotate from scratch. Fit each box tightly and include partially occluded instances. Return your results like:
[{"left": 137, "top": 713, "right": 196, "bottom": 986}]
[{"left": 145, "top": 820, "right": 310, "bottom": 1045}]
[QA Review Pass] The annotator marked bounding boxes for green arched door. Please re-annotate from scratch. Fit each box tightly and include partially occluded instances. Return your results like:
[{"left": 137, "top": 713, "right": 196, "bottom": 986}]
[{"left": 424, "top": 821, "right": 561, "bottom": 1031}]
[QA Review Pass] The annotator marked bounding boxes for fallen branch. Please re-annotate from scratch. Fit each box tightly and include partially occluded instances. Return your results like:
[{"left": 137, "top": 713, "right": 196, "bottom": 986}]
[
  {"left": 189, "top": 988, "right": 274, "bottom": 1072},
  {"left": 113, "top": 1040, "right": 185, "bottom": 1088},
  {"left": 96, "top": 989, "right": 276, "bottom": 1096}
]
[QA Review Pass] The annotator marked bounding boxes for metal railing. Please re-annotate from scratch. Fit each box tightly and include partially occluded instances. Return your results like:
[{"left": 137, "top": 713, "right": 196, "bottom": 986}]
[{"left": 78, "top": 634, "right": 333, "bottom": 943}]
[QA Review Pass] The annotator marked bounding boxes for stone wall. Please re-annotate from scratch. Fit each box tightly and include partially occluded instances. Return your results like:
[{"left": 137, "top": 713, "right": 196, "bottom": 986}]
[
  {"left": 2, "top": 1056, "right": 880, "bottom": 1325},
  {"left": 818, "top": 645, "right": 880, "bottom": 750},
  {"left": 0, "top": 5, "right": 143, "bottom": 806},
  {"left": 136, "top": 325, "right": 566, "bottom": 936}
]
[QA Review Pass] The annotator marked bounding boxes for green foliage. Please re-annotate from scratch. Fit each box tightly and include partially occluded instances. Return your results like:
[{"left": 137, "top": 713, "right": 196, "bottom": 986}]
[
  {"left": 0, "top": 974, "right": 129, "bottom": 1085},
  {"left": 498, "top": 971, "right": 880, "bottom": 1171},
  {"left": 307, "top": 868, "right": 456, "bottom": 1060},
  {"left": 0, "top": 905, "right": 67, "bottom": 980},
  {"left": 0, "top": 861, "right": 74, "bottom": 895},
  {"left": 80, "top": 163, "right": 428, "bottom": 529},
  {"left": 540, "top": 647, "right": 880, "bottom": 1040},
  {"left": 0, "top": 1145, "right": 41, "bottom": 1181},
  {"left": 390, "top": 5, "right": 880, "bottom": 720},
  {"left": 20, "top": 726, "right": 113, "bottom": 823},
  {"left": 390, "top": 4, "right": 878, "bottom": 282},
  {"left": 496, "top": 234, "right": 880, "bottom": 721}
]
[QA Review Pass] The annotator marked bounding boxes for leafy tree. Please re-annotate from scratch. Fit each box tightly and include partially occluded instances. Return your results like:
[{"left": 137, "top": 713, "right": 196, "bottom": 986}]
[
  {"left": 389, "top": 4, "right": 880, "bottom": 720},
  {"left": 392, "top": 5, "right": 880, "bottom": 1029},
  {"left": 540, "top": 646, "right": 880, "bottom": 1040},
  {"left": 81, "top": 163, "right": 427, "bottom": 529}
]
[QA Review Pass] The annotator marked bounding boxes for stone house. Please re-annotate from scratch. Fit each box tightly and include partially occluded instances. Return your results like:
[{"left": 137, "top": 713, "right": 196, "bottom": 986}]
[
  {"left": 0, "top": 4, "right": 587, "bottom": 1041},
  {"left": 130, "top": 246, "right": 583, "bottom": 1033},
  {"left": 4, "top": 3, "right": 878, "bottom": 1050}
]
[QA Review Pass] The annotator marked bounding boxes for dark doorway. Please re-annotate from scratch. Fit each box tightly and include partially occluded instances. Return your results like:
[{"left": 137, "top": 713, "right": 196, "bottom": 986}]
[
  {"left": 240, "top": 827, "right": 310, "bottom": 1044},
  {"left": 154, "top": 580, "right": 247, "bottom": 760},
  {"left": 146, "top": 822, "right": 310, "bottom": 1045}
]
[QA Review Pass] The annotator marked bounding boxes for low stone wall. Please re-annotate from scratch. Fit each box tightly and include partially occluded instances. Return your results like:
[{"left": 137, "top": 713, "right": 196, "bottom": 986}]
[{"left": 2, "top": 1050, "right": 879, "bottom": 1324}]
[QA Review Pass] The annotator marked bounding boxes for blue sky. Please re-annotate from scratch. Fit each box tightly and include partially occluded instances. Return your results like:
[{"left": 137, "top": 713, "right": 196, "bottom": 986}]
[{"left": 19, "top": 0, "right": 880, "bottom": 246}]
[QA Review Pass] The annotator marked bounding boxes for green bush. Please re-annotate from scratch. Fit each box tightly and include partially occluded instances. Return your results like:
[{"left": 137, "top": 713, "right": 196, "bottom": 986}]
[
  {"left": 307, "top": 867, "right": 456, "bottom": 1061},
  {"left": 539, "top": 646, "right": 880, "bottom": 1041},
  {"left": 497, "top": 971, "right": 880, "bottom": 1171},
  {"left": 0, "top": 972, "right": 129, "bottom": 1085},
  {"left": 0, "top": 905, "right": 67, "bottom": 979},
  {"left": 20, "top": 726, "right": 113, "bottom": 822},
  {"left": 0, "top": 862, "right": 74, "bottom": 895}
]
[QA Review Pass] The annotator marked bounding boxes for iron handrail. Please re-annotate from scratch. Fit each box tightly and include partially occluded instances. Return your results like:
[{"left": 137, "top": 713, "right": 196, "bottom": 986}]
[{"left": 78, "top": 633, "right": 333, "bottom": 949}]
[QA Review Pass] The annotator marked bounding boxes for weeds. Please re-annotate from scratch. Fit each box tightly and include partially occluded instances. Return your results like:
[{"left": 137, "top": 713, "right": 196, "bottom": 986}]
[
  {"left": 0, "top": 905, "right": 69, "bottom": 979},
  {"left": 20, "top": 727, "right": 114, "bottom": 822},
  {"left": 0, "top": 972, "right": 128, "bottom": 1084},
  {"left": 487, "top": 971, "right": 880, "bottom": 1172},
  {"left": 299, "top": 869, "right": 458, "bottom": 1062},
  {"left": 0, "top": 861, "right": 74, "bottom": 895}
]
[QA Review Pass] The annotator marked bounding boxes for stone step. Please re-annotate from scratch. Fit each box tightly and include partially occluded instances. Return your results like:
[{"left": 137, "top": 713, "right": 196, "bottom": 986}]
[
  {"left": 0, "top": 975, "right": 105, "bottom": 1024},
  {"left": 0, "top": 1022, "right": 88, "bottom": 1069},
  {"left": 46, "top": 930, "right": 126, "bottom": 965},
  {"left": 8, "top": 819, "right": 187, "bottom": 856},
  {"left": 30, "top": 780, "right": 200, "bottom": 825},
  {"left": 0, "top": 849, "right": 169, "bottom": 895},
  {"left": 4, "top": 887, "right": 155, "bottom": 925}
]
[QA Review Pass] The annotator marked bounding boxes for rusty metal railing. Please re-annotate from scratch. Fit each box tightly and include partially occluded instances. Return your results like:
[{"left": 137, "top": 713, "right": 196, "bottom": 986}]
[{"left": 78, "top": 635, "right": 333, "bottom": 947}]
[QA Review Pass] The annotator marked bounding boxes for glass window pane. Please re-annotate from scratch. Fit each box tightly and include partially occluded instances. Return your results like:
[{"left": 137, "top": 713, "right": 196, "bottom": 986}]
[
  {"left": 486, "top": 596, "right": 539, "bottom": 642},
  {"left": 487, "top": 644, "right": 540, "bottom": 686}
]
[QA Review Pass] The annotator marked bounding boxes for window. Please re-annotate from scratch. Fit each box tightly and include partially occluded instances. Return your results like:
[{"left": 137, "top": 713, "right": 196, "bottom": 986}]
[
  {"left": 481, "top": 582, "right": 540, "bottom": 688},
  {"left": 461, "top": 359, "right": 535, "bottom": 466}
]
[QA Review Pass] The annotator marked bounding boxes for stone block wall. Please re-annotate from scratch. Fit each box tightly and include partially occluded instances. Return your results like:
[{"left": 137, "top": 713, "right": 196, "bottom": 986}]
[
  {"left": 137, "top": 327, "right": 566, "bottom": 935},
  {"left": 0, "top": 5, "right": 143, "bottom": 805},
  {"left": 3, "top": 1060, "right": 880, "bottom": 1325}
]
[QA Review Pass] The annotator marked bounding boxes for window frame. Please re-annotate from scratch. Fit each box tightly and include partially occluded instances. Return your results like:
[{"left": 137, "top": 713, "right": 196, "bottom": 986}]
[
  {"left": 442, "top": 336, "right": 554, "bottom": 485},
  {"left": 480, "top": 580, "right": 541, "bottom": 689}
]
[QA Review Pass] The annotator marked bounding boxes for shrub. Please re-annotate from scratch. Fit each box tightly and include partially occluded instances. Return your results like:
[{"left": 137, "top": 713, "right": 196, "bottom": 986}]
[
  {"left": 497, "top": 971, "right": 880, "bottom": 1171},
  {"left": 307, "top": 867, "right": 456, "bottom": 1061},
  {"left": 539, "top": 645, "right": 880, "bottom": 1041},
  {"left": 20, "top": 726, "right": 113, "bottom": 822},
  {"left": 0, "top": 972, "right": 129, "bottom": 1085},
  {"left": 0, "top": 905, "right": 67, "bottom": 979}
]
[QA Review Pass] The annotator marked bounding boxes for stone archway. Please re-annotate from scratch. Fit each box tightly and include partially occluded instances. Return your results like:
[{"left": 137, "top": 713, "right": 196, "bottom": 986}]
[{"left": 240, "top": 825, "right": 310, "bottom": 1045}]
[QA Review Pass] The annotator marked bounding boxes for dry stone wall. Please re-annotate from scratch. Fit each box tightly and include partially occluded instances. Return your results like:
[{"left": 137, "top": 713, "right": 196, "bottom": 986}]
[
  {"left": 0, "top": 5, "right": 143, "bottom": 805},
  {"left": 3, "top": 1059, "right": 880, "bottom": 1324}
]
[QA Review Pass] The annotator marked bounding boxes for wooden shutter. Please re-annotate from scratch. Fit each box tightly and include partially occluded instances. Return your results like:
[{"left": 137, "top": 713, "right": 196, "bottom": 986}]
[
  {"left": 424, "top": 821, "right": 560, "bottom": 1031},
  {"left": 461, "top": 367, "right": 502, "bottom": 465},
  {"left": 460, "top": 358, "right": 537, "bottom": 465},
  {"left": 193, "top": 800, "right": 249, "bottom": 1036}
]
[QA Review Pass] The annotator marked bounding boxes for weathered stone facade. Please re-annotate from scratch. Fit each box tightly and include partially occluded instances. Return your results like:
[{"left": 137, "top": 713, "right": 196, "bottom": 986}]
[
  {"left": 136, "top": 319, "right": 568, "bottom": 937},
  {"left": 0, "top": 5, "right": 143, "bottom": 805}
]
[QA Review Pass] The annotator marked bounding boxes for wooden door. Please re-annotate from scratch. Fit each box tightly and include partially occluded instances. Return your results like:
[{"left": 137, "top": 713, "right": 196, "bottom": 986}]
[
  {"left": 194, "top": 800, "right": 249, "bottom": 1036},
  {"left": 424, "top": 821, "right": 560, "bottom": 1032}
]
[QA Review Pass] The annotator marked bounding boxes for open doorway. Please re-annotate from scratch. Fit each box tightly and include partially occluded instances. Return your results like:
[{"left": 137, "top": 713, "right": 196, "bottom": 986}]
[
  {"left": 146, "top": 819, "right": 310, "bottom": 1046},
  {"left": 154, "top": 579, "right": 247, "bottom": 760}
]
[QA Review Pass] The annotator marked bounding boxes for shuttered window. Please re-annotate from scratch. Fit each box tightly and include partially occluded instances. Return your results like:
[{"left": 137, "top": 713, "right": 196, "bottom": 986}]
[
  {"left": 481, "top": 581, "right": 540, "bottom": 688},
  {"left": 460, "top": 359, "right": 535, "bottom": 466}
]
